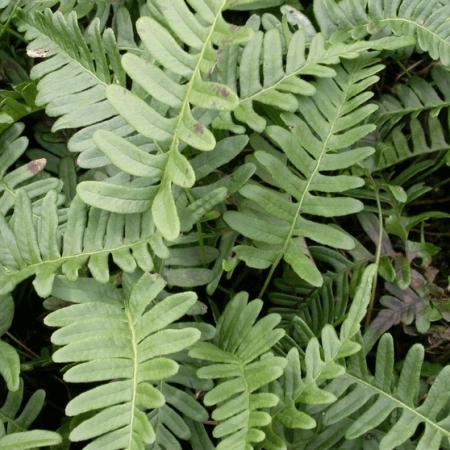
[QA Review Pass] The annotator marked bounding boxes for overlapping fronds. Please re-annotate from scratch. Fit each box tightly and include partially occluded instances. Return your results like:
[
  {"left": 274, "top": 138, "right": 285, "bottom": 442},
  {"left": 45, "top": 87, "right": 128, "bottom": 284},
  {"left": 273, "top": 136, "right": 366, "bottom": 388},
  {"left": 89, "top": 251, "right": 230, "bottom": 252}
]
[
  {"left": 77, "top": 0, "right": 252, "bottom": 242},
  {"left": 21, "top": 9, "right": 125, "bottom": 168},
  {"left": 0, "top": 190, "right": 157, "bottom": 296},
  {"left": 44, "top": 272, "right": 202, "bottom": 449},
  {"left": 215, "top": 26, "right": 373, "bottom": 132},
  {"left": 263, "top": 264, "right": 377, "bottom": 449},
  {"left": 323, "top": 333, "right": 450, "bottom": 450},
  {"left": 314, "top": 0, "right": 450, "bottom": 65},
  {"left": 270, "top": 246, "right": 371, "bottom": 334},
  {"left": 0, "top": 380, "right": 62, "bottom": 449},
  {"left": 224, "top": 57, "right": 381, "bottom": 288},
  {"left": 189, "top": 292, "right": 287, "bottom": 449},
  {"left": 0, "top": 188, "right": 224, "bottom": 296}
]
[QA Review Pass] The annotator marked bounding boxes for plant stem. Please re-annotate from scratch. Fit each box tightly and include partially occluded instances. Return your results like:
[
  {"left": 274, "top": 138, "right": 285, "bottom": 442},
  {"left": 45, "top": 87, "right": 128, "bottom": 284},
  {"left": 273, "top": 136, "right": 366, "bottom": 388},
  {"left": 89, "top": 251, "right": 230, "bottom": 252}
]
[{"left": 365, "top": 179, "right": 383, "bottom": 329}]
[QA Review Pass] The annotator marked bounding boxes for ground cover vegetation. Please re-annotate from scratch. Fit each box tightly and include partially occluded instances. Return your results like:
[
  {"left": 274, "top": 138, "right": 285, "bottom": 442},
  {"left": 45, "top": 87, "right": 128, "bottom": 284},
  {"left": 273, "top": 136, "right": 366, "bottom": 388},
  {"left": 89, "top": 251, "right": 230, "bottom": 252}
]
[{"left": 0, "top": 0, "right": 449, "bottom": 449}]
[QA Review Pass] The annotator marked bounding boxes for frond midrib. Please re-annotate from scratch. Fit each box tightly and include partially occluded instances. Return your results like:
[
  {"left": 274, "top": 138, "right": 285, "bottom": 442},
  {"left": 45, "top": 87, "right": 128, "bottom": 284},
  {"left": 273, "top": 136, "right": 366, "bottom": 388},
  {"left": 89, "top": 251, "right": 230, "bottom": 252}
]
[
  {"left": 125, "top": 307, "right": 139, "bottom": 450},
  {"left": 238, "top": 43, "right": 361, "bottom": 105},
  {"left": 343, "top": 372, "right": 450, "bottom": 437},
  {"left": 23, "top": 13, "right": 108, "bottom": 89},
  {"left": 164, "top": 0, "right": 228, "bottom": 166},
  {"left": 377, "top": 101, "right": 450, "bottom": 121},
  {"left": 0, "top": 234, "right": 150, "bottom": 289},
  {"left": 377, "top": 16, "right": 450, "bottom": 49},
  {"left": 259, "top": 70, "right": 355, "bottom": 296}
]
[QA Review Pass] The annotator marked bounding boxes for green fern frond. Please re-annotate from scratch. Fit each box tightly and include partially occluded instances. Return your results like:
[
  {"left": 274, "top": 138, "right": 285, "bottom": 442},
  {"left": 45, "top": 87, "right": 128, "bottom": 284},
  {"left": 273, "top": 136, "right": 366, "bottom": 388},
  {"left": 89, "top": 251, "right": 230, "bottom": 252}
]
[
  {"left": 215, "top": 24, "right": 406, "bottom": 133},
  {"left": 224, "top": 57, "right": 381, "bottom": 289},
  {"left": 263, "top": 264, "right": 377, "bottom": 450},
  {"left": 314, "top": 0, "right": 450, "bottom": 65},
  {"left": 324, "top": 333, "right": 450, "bottom": 450},
  {"left": 375, "top": 65, "right": 450, "bottom": 132},
  {"left": 270, "top": 246, "right": 371, "bottom": 335},
  {"left": 366, "top": 65, "right": 450, "bottom": 170},
  {"left": 44, "top": 272, "right": 202, "bottom": 449},
  {"left": 0, "top": 182, "right": 226, "bottom": 296},
  {"left": 0, "top": 190, "right": 155, "bottom": 296},
  {"left": 21, "top": 9, "right": 125, "bottom": 168},
  {"left": 77, "top": 0, "right": 252, "bottom": 242},
  {"left": 189, "top": 292, "right": 287, "bottom": 450},
  {"left": 0, "top": 122, "right": 62, "bottom": 215},
  {"left": 0, "top": 380, "right": 62, "bottom": 449}
]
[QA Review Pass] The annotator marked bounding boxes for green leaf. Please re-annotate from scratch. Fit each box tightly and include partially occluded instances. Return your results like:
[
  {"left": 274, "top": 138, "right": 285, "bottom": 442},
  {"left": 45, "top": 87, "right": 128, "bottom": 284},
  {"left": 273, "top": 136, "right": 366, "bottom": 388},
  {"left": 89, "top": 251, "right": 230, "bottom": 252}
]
[
  {"left": 152, "top": 181, "right": 179, "bottom": 241},
  {"left": 77, "top": 182, "right": 157, "bottom": 213}
]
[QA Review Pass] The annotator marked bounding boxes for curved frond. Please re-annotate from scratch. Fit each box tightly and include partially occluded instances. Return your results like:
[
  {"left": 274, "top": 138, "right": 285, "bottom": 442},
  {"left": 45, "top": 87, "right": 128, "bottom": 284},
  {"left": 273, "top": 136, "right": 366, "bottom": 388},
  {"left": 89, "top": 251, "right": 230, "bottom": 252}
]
[
  {"left": 224, "top": 57, "right": 381, "bottom": 289},
  {"left": 189, "top": 292, "right": 287, "bottom": 449},
  {"left": 324, "top": 334, "right": 450, "bottom": 450},
  {"left": 0, "top": 187, "right": 224, "bottom": 296},
  {"left": 44, "top": 272, "right": 202, "bottom": 449},
  {"left": 314, "top": 0, "right": 450, "bottom": 65}
]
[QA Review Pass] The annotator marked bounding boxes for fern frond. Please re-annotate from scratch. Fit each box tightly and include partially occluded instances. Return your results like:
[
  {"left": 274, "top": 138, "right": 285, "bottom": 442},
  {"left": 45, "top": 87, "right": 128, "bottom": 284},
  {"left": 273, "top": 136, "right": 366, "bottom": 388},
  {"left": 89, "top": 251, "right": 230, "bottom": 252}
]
[
  {"left": 44, "top": 272, "right": 202, "bottom": 449},
  {"left": 0, "top": 147, "right": 233, "bottom": 295},
  {"left": 0, "top": 190, "right": 153, "bottom": 296},
  {"left": 78, "top": 0, "right": 252, "bottom": 241},
  {"left": 367, "top": 65, "right": 450, "bottom": 170},
  {"left": 21, "top": 9, "right": 125, "bottom": 168},
  {"left": 314, "top": 0, "right": 450, "bottom": 65},
  {"left": 189, "top": 292, "right": 287, "bottom": 449},
  {"left": 224, "top": 57, "right": 381, "bottom": 288},
  {"left": 270, "top": 246, "right": 372, "bottom": 335},
  {"left": 0, "top": 122, "right": 62, "bottom": 215},
  {"left": 215, "top": 24, "right": 406, "bottom": 133},
  {"left": 324, "top": 334, "right": 450, "bottom": 450},
  {"left": 375, "top": 66, "right": 450, "bottom": 132},
  {"left": 0, "top": 380, "right": 62, "bottom": 449},
  {"left": 0, "top": 186, "right": 224, "bottom": 296},
  {"left": 263, "top": 264, "right": 377, "bottom": 449}
]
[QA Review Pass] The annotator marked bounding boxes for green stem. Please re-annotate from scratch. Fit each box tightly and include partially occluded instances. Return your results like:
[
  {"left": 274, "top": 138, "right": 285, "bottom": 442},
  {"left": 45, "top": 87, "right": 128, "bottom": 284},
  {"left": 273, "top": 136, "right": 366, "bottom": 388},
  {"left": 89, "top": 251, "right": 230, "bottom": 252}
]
[{"left": 365, "top": 179, "right": 383, "bottom": 329}]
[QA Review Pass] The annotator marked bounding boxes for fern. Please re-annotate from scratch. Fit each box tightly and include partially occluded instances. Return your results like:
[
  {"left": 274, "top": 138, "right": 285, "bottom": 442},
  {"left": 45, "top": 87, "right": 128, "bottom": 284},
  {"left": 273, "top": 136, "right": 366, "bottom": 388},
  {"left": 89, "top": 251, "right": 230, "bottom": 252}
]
[
  {"left": 314, "top": 0, "right": 450, "bottom": 66},
  {"left": 0, "top": 122, "right": 62, "bottom": 215},
  {"left": 269, "top": 246, "right": 372, "bottom": 335},
  {"left": 0, "top": 294, "right": 19, "bottom": 391},
  {"left": 215, "top": 21, "right": 410, "bottom": 133},
  {"left": 76, "top": 0, "right": 252, "bottom": 242},
  {"left": 366, "top": 65, "right": 450, "bottom": 170},
  {"left": 224, "top": 56, "right": 381, "bottom": 289},
  {"left": 2, "top": 1, "right": 450, "bottom": 448},
  {"left": 263, "top": 264, "right": 377, "bottom": 449},
  {"left": 0, "top": 381, "right": 62, "bottom": 449},
  {"left": 215, "top": 26, "right": 368, "bottom": 132},
  {"left": 0, "top": 189, "right": 224, "bottom": 296},
  {"left": 44, "top": 271, "right": 202, "bottom": 449},
  {"left": 21, "top": 9, "right": 125, "bottom": 168},
  {"left": 323, "top": 334, "right": 450, "bottom": 450},
  {"left": 190, "top": 292, "right": 287, "bottom": 449}
]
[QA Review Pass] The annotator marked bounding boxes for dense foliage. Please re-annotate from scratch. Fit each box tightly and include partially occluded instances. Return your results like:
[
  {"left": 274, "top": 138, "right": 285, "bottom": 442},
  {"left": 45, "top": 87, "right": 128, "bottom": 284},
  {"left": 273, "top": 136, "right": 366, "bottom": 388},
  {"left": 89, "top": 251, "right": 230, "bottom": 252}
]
[{"left": 0, "top": 0, "right": 449, "bottom": 449}]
